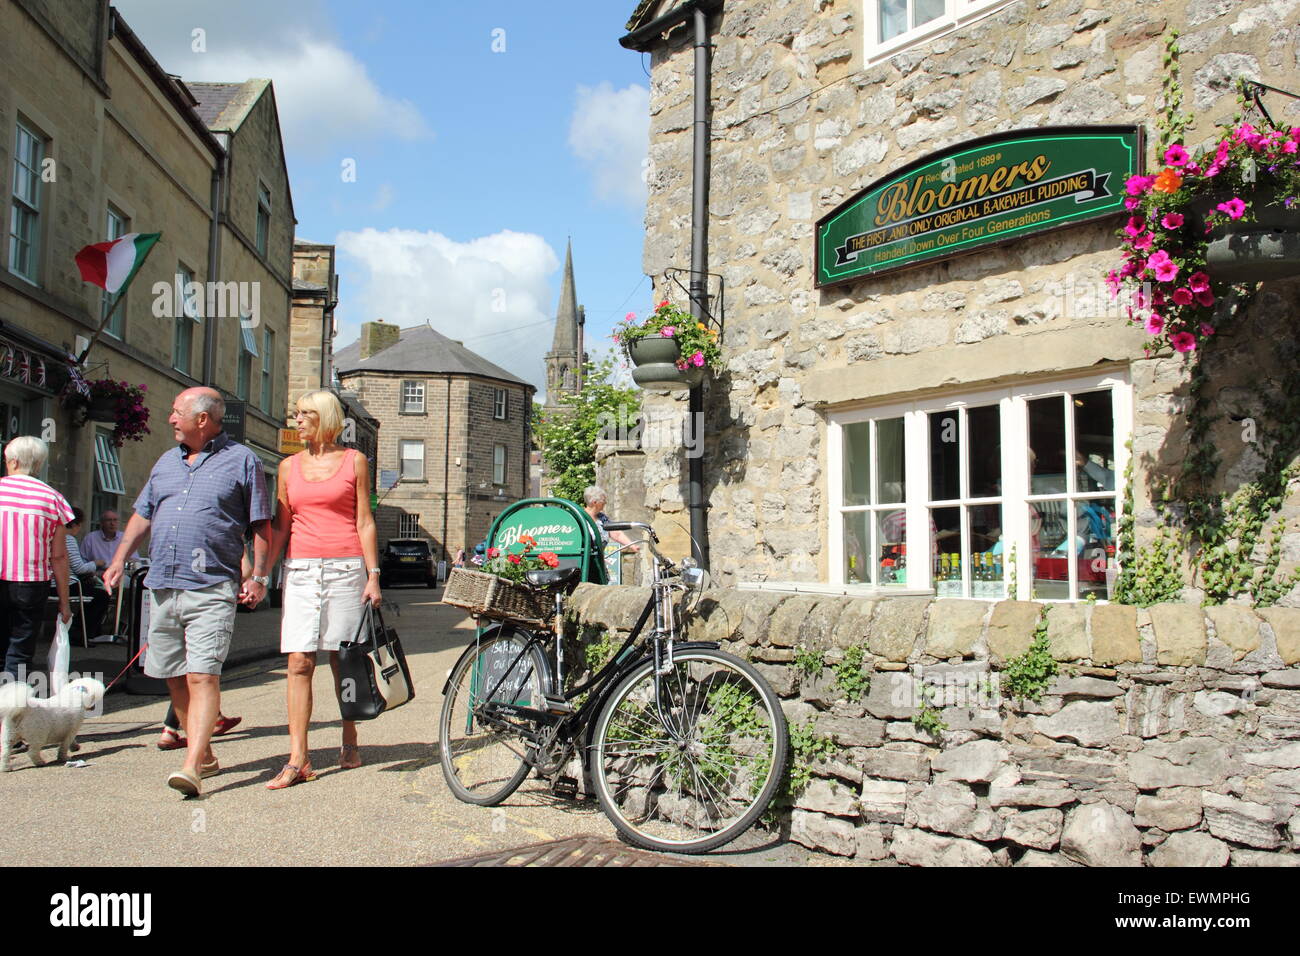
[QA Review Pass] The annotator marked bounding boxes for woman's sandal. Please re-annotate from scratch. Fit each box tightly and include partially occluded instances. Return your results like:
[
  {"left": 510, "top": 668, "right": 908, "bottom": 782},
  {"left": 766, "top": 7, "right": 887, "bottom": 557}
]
[
  {"left": 339, "top": 744, "right": 361, "bottom": 770},
  {"left": 265, "top": 762, "right": 317, "bottom": 790}
]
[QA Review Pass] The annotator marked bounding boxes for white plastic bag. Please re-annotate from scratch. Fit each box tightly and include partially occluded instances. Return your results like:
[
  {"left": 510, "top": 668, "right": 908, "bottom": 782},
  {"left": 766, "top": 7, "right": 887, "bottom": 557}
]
[{"left": 47, "top": 615, "right": 71, "bottom": 694}]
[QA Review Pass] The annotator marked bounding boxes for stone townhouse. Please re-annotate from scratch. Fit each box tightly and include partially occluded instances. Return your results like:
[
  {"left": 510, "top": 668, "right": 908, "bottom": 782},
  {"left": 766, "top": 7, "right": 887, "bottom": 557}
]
[
  {"left": 287, "top": 239, "right": 379, "bottom": 492},
  {"left": 584, "top": 0, "right": 1300, "bottom": 865},
  {"left": 0, "top": 0, "right": 292, "bottom": 517},
  {"left": 335, "top": 320, "right": 534, "bottom": 561},
  {"left": 620, "top": 0, "right": 1300, "bottom": 604}
]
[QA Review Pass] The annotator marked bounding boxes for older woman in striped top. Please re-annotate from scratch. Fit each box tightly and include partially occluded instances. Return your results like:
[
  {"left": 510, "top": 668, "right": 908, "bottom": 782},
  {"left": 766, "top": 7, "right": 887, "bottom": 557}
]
[{"left": 264, "top": 390, "right": 381, "bottom": 789}]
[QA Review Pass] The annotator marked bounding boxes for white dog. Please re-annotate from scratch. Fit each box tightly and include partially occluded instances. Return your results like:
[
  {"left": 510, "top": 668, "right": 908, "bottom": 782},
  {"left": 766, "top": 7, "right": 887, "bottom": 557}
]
[{"left": 0, "top": 678, "right": 105, "bottom": 770}]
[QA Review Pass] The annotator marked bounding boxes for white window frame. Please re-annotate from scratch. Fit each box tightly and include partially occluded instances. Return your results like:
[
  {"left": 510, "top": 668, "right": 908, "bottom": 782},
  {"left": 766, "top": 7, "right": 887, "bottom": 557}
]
[
  {"left": 261, "top": 327, "right": 274, "bottom": 413},
  {"left": 400, "top": 439, "right": 425, "bottom": 481},
  {"left": 9, "top": 119, "right": 44, "bottom": 283},
  {"left": 256, "top": 181, "right": 271, "bottom": 257},
  {"left": 173, "top": 265, "right": 202, "bottom": 374},
  {"left": 237, "top": 322, "right": 258, "bottom": 401},
  {"left": 94, "top": 432, "right": 125, "bottom": 495},
  {"left": 493, "top": 388, "right": 507, "bottom": 420},
  {"left": 401, "top": 380, "right": 425, "bottom": 413},
  {"left": 103, "top": 206, "right": 127, "bottom": 337},
  {"left": 828, "top": 371, "right": 1131, "bottom": 601},
  {"left": 866, "top": 0, "right": 1015, "bottom": 64},
  {"left": 492, "top": 443, "right": 507, "bottom": 485},
  {"left": 398, "top": 513, "right": 420, "bottom": 537}
]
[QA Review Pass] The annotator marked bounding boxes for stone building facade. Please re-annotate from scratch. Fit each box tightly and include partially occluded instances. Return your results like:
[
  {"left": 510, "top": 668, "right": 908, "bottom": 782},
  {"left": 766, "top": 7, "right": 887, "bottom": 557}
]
[
  {"left": 0, "top": 1, "right": 292, "bottom": 516},
  {"left": 621, "top": 0, "right": 1300, "bottom": 605},
  {"left": 336, "top": 320, "right": 535, "bottom": 560}
]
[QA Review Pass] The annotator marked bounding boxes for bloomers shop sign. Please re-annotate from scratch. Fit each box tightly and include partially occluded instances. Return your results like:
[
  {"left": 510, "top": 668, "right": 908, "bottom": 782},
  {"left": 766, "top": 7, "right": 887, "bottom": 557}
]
[{"left": 816, "top": 126, "right": 1143, "bottom": 287}]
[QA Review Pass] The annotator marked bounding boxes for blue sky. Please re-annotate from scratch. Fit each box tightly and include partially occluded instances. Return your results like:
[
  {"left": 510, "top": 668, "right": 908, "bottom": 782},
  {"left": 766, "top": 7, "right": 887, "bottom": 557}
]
[{"left": 115, "top": 0, "right": 655, "bottom": 396}]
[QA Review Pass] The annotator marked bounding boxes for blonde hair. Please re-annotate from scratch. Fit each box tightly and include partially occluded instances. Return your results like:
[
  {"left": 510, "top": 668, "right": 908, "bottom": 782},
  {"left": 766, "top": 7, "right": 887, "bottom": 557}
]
[{"left": 296, "top": 390, "right": 345, "bottom": 444}]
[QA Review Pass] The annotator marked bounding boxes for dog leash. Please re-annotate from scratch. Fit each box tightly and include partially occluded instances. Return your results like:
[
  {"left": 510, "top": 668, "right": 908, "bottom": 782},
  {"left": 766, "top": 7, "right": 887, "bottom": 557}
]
[{"left": 102, "top": 645, "right": 147, "bottom": 694}]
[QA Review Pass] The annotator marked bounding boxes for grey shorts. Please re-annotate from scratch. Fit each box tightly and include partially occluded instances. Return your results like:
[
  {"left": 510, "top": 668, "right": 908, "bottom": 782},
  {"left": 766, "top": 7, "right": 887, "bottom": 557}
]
[{"left": 144, "top": 581, "right": 238, "bottom": 678}]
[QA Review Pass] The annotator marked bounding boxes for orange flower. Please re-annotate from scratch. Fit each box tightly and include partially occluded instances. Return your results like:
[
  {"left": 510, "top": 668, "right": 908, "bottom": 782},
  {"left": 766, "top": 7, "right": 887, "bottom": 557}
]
[
  {"left": 1152, "top": 168, "right": 1183, "bottom": 194},
  {"left": 697, "top": 322, "right": 707, "bottom": 330}
]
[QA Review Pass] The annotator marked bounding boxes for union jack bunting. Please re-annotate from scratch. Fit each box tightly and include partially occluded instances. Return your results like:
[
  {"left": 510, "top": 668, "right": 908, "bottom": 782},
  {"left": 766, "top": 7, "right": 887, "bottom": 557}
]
[
  {"left": 16, "top": 350, "right": 31, "bottom": 384},
  {"left": 32, "top": 357, "right": 46, "bottom": 388},
  {"left": 0, "top": 344, "right": 13, "bottom": 378}
]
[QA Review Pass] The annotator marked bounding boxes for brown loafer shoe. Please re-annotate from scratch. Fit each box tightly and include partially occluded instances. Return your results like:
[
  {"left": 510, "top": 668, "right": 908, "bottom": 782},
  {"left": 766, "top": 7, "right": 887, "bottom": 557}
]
[{"left": 200, "top": 757, "right": 220, "bottom": 778}]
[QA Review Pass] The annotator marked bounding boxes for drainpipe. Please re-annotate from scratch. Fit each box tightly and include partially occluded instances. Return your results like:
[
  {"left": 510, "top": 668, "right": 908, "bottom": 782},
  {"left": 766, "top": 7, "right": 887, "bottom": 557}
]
[
  {"left": 621, "top": 2, "right": 717, "bottom": 571},
  {"left": 204, "top": 134, "right": 228, "bottom": 385},
  {"left": 686, "top": 5, "right": 712, "bottom": 572},
  {"left": 442, "top": 375, "right": 451, "bottom": 564}
]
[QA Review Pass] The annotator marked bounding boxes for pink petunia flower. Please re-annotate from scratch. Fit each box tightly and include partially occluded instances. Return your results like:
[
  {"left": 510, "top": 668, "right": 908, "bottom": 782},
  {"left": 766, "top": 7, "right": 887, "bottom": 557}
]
[
  {"left": 1147, "top": 249, "right": 1179, "bottom": 283},
  {"left": 1124, "top": 196, "right": 1142, "bottom": 211},
  {"left": 1195, "top": 289, "right": 1216, "bottom": 307},
  {"left": 1133, "top": 233, "right": 1154, "bottom": 251},
  {"left": 1124, "top": 217, "right": 1146, "bottom": 237},
  {"left": 1172, "top": 288, "right": 1193, "bottom": 306},
  {"left": 1199, "top": 323, "right": 1216, "bottom": 337},
  {"left": 1144, "top": 313, "right": 1165, "bottom": 335},
  {"left": 1125, "top": 174, "right": 1156, "bottom": 196},
  {"left": 1188, "top": 272, "right": 1210, "bottom": 293},
  {"left": 660, "top": 326, "right": 677, "bottom": 337},
  {"left": 1217, "top": 198, "right": 1247, "bottom": 220},
  {"left": 1163, "top": 144, "right": 1190, "bottom": 167},
  {"left": 691, "top": 351, "right": 705, "bottom": 367},
  {"left": 1161, "top": 213, "right": 1184, "bottom": 229},
  {"left": 1283, "top": 141, "right": 1298, "bottom": 155},
  {"left": 1170, "top": 332, "right": 1197, "bottom": 353},
  {"left": 624, "top": 312, "right": 636, "bottom": 320}
]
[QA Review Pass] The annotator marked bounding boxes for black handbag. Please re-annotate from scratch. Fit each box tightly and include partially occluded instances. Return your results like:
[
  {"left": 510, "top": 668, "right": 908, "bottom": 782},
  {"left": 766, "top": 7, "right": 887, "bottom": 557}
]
[{"left": 337, "top": 604, "right": 414, "bottom": 720}]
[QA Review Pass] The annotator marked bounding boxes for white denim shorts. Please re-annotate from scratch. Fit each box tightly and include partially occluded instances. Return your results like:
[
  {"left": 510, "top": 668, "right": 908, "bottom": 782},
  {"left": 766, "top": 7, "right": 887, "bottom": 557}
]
[{"left": 280, "top": 557, "right": 366, "bottom": 653}]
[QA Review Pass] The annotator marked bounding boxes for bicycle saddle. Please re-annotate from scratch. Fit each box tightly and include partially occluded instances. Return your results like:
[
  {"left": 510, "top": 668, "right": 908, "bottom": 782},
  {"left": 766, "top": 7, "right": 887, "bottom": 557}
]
[{"left": 525, "top": 566, "right": 580, "bottom": 589}]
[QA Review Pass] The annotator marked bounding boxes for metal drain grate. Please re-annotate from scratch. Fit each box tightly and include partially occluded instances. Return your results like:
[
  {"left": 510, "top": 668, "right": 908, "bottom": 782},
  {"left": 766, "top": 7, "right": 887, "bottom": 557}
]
[{"left": 433, "top": 835, "right": 716, "bottom": 867}]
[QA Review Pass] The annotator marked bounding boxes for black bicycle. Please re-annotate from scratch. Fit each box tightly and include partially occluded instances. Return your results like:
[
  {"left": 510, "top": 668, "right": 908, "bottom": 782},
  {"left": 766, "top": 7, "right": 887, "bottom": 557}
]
[{"left": 438, "top": 522, "right": 788, "bottom": 854}]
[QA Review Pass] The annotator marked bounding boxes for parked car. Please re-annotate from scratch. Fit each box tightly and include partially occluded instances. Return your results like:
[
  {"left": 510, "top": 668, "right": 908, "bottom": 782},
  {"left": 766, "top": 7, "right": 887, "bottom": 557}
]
[{"left": 381, "top": 538, "right": 437, "bottom": 588}]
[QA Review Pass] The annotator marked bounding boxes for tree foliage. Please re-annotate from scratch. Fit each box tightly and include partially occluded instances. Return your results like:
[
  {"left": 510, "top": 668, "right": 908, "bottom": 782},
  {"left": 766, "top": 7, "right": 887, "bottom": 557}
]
[{"left": 533, "top": 359, "right": 640, "bottom": 504}]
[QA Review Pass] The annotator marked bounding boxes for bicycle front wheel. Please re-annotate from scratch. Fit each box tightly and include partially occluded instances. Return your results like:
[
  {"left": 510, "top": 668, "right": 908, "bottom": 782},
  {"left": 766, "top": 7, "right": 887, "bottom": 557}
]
[
  {"left": 590, "top": 648, "right": 788, "bottom": 854},
  {"left": 439, "top": 629, "right": 546, "bottom": 806}
]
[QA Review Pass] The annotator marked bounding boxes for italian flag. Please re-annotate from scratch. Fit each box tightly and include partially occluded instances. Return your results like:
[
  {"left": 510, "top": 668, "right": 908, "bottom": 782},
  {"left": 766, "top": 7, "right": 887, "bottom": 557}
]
[{"left": 75, "top": 232, "right": 161, "bottom": 295}]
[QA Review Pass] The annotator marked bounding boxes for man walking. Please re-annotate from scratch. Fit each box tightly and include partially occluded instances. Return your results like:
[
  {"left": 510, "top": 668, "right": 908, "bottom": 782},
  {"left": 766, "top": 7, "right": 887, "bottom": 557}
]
[{"left": 105, "top": 387, "right": 271, "bottom": 797}]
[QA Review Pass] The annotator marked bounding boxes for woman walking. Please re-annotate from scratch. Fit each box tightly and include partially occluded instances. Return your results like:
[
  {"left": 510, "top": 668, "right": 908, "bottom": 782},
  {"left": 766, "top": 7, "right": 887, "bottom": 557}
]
[
  {"left": 265, "top": 390, "right": 381, "bottom": 789},
  {"left": 0, "top": 437, "right": 72, "bottom": 681}
]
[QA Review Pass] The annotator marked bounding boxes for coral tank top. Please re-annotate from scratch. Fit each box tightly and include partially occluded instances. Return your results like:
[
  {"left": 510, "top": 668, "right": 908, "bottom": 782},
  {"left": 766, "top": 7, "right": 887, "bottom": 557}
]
[{"left": 285, "top": 448, "right": 363, "bottom": 559}]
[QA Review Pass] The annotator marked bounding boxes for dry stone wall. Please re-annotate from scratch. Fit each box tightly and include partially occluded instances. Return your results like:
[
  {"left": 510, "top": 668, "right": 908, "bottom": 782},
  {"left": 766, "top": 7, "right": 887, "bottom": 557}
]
[{"left": 569, "top": 584, "right": 1300, "bottom": 866}]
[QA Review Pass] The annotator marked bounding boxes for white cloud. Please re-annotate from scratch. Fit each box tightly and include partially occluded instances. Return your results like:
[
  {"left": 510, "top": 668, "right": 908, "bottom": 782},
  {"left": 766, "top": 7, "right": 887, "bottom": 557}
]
[
  {"left": 113, "top": 0, "right": 430, "bottom": 155},
  {"left": 334, "top": 229, "right": 560, "bottom": 393},
  {"left": 568, "top": 83, "right": 649, "bottom": 207}
]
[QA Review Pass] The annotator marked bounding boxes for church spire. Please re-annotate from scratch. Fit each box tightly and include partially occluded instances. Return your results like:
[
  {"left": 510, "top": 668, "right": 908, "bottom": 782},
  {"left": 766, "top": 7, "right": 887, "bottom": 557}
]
[
  {"left": 544, "top": 239, "right": 584, "bottom": 408},
  {"left": 551, "top": 239, "right": 579, "bottom": 354}
]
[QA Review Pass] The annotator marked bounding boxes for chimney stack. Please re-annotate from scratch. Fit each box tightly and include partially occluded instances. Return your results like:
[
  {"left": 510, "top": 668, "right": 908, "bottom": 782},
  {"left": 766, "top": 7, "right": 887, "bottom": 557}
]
[{"left": 360, "top": 319, "right": 400, "bottom": 359}]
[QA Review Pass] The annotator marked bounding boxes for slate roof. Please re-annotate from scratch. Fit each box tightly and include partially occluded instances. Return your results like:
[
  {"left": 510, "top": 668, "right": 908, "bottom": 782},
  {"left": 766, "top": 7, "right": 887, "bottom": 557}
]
[
  {"left": 187, "top": 80, "right": 268, "bottom": 130},
  {"left": 334, "top": 324, "right": 531, "bottom": 387}
]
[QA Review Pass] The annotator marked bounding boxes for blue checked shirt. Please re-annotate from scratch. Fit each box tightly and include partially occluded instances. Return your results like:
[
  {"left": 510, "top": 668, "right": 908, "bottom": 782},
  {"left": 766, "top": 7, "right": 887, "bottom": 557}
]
[{"left": 134, "top": 431, "right": 272, "bottom": 590}]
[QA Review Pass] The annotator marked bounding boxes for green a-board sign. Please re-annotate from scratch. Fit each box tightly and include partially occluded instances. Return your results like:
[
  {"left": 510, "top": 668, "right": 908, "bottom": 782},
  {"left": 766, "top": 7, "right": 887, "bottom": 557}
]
[
  {"left": 491, "top": 503, "right": 588, "bottom": 554},
  {"left": 815, "top": 126, "right": 1143, "bottom": 287}
]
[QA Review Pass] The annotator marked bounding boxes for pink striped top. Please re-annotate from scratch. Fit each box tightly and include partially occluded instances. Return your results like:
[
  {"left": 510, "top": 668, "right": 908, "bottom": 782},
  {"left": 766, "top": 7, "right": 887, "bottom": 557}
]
[{"left": 0, "top": 475, "right": 75, "bottom": 581}]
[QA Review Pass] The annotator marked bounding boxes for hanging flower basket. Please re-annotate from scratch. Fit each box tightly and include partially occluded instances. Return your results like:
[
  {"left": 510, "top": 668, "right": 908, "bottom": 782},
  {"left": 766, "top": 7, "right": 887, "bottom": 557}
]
[
  {"left": 1110, "top": 123, "right": 1300, "bottom": 354},
  {"left": 615, "top": 300, "right": 721, "bottom": 390},
  {"left": 63, "top": 377, "right": 151, "bottom": 446},
  {"left": 86, "top": 395, "right": 118, "bottom": 423},
  {"left": 627, "top": 337, "right": 706, "bottom": 389},
  {"left": 1187, "top": 190, "right": 1300, "bottom": 282}
]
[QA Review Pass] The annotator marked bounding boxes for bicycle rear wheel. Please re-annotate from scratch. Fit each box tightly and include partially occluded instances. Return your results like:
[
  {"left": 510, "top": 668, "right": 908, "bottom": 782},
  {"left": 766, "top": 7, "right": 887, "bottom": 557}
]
[
  {"left": 590, "top": 648, "right": 788, "bottom": 854},
  {"left": 439, "top": 628, "right": 547, "bottom": 806}
]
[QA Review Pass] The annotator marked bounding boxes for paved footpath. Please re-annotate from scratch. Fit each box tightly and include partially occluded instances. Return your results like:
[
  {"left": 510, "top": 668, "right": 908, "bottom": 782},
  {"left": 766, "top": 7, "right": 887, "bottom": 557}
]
[{"left": 1, "top": 587, "right": 827, "bottom": 867}]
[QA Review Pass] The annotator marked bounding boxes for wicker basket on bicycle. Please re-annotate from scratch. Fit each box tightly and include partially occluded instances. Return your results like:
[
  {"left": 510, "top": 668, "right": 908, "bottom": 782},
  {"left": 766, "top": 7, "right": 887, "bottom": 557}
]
[{"left": 441, "top": 567, "right": 552, "bottom": 625}]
